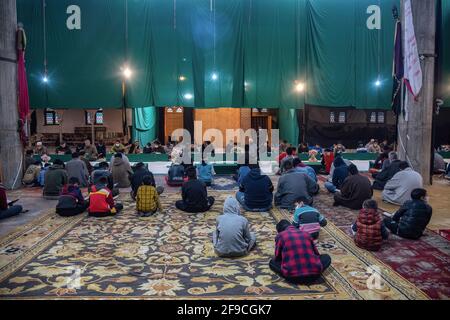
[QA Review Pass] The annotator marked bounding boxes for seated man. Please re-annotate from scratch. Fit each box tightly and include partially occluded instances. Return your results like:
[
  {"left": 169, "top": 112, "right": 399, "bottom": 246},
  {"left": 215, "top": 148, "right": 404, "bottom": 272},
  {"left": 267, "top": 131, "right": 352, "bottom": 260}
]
[
  {"left": 56, "top": 177, "right": 88, "bottom": 217},
  {"left": 275, "top": 161, "right": 319, "bottom": 209},
  {"left": 34, "top": 141, "right": 48, "bottom": 156},
  {"left": 175, "top": 167, "right": 215, "bottom": 213},
  {"left": 111, "top": 153, "right": 133, "bottom": 188},
  {"left": 333, "top": 164, "right": 373, "bottom": 210},
  {"left": 372, "top": 152, "right": 402, "bottom": 190},
  {"left": 22, "top": 160, "right": 41, "bottom": 187},
  {"left": 293, "top": 158, "right": 317, "bottom": 182},
  {"left": 43, "top": 159, "right": 68, "bottom": 199},
  {"left": 382, "top": 162, "right": 423, "bottom": 205},
  {"left": 324, "top": 156, "right": 349, "bottom": 193},
  {"left": 66, "top": 152, "right": 89, "bottom": 187},
  {"left": 433, "top": 151, "right": 446, "bottom": 174},
  {"left": 212, "top": 196, "right": 256, "bottom": 257},
  {"left": 293, "top": 201, "right": 327, "bottom": 239},
  {"left": 278, "top": 147, "right": 296, "bottom": 174},
  {"left": 269, "top": 220, "right": 331, "bottom": 284},
  {"left": 83, "top": 139, "right": 98, "bottom": 160},
  {"left": 236, "top": 164, "right": 274, "bottom": 212},
  {"left": 91, "top": 162, "right": 119, "bottom": 197},
  {"left": 88, "top": 177, "right": 123, "bottom": 217},
  {"left": 383, "top": 188, "right": 432, "bottom": 240},
  {"left": 233, "top": 164, "right": 251, "bottom": 184},
  {"left": 0, "top": 178, "right": 24, "bottom": 220},
  {"left": 38, "top": 163, "right": 51, "bottom": 187},
  {"left": 165, "top": 161, "right": 186, "bottom": 187},
  {"left": 130, "top": 163, "right": 163, "bottom": 199},
  {"left": 56, "top": 141, "right": 72, "bottom": 155}
]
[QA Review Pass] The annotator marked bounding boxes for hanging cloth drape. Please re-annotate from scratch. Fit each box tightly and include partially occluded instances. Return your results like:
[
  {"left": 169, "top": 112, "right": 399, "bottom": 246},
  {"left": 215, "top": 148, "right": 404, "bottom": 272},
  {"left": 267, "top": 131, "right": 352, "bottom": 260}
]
[
  {"left": 278, "top": 108, "right": 299, "bottom": 145},
  {"left": 17, "top": 26, "right": 30, "bottom": 146},
  {"left": 132, "top": 106, "right": 157, "bottom": 147}
]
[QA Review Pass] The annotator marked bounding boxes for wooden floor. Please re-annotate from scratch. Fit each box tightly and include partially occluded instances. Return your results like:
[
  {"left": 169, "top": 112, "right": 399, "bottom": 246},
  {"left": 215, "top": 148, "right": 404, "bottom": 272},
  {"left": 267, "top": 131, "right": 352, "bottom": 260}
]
[{"left": 374, "top": 176, "right": 450, "bottom": 231}]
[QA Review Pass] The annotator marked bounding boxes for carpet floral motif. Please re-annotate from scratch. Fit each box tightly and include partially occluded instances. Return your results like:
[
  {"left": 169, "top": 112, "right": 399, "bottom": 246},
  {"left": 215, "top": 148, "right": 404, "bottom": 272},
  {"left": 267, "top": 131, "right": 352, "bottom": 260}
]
[{"left": 0, "top": 192, "right": 428, "bottom": 299}]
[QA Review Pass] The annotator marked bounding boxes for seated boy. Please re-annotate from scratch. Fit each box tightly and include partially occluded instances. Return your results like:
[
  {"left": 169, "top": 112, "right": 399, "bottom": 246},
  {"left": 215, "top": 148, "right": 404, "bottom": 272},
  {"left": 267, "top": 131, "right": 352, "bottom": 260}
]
[
  {"left": 351, "top": 200, "right": 389, "bottom": 251},
  {"left": 56, "top": 177, "right": 88, "bottom": 217},
  {"left": 269, "top": 220, "right": 331, "bottom": 284},
  {"left": 212, "top": 196, "right": 256, "bottom": 257},
  {"left": 175, "top": 167, "right": 215, "bottom": 213},
  {"left": 88, "top": 177, "right": 123, "bottom": 217},
  {"left": 293, "top": 201, "right": 327, "bottom": 239},
  {"left": 383, "top": 188, "right": 432, "bottom": 240},
  {"left": 136, "top": 175, "right": 163, "bottom": 217}
]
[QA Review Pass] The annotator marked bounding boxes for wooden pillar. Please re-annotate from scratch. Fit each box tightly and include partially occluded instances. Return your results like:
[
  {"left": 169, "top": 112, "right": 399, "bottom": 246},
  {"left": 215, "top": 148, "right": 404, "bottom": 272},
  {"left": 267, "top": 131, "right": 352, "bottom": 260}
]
[
  {"left": 397, "top": 0, "right": 436, "bottom": 185},
  {"left": 0, "top": 0, "right": 23, "bottom": 189}
]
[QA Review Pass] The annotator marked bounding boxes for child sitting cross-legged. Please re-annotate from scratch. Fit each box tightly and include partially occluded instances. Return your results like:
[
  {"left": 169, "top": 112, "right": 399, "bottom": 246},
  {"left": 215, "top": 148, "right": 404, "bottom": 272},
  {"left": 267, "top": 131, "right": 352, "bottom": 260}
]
[
  {"left": 136, "top": 175, "right": 163, "bottom": 217},
  {"left": 293, "top": 201, "right": 327, "bottom": 239},
  {"left": 88, "top": 176, "right": 123, "bottom": 218},
  {"left": 351, "top": 199, "right": 389, "bottom": 251}
]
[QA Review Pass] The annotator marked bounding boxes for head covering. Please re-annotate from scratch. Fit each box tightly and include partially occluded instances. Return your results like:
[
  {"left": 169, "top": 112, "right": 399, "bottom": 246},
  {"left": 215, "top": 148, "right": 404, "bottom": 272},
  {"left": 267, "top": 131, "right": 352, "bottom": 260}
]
[{"left": 223, "top": 196, "right": 241, "bottom": 215}]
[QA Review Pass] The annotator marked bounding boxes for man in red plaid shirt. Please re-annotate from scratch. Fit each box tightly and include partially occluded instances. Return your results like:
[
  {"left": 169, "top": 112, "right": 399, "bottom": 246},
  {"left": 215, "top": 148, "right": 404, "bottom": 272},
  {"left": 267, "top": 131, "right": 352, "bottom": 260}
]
[{"left": 269, "top": 220, "right": 331, "bottom": 283}]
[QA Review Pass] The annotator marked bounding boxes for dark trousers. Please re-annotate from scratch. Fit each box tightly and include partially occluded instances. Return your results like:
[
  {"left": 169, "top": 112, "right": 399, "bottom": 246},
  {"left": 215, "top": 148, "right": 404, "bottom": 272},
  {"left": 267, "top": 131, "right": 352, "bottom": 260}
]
[
  {"left": 0, "top": 205, "right": 23, "bottom": 220},
  {"left": 56, "top": 203, "right": 89, "bottom": 217},
  {"left": 89, "top": 203, "right": 124, "bottom": 217},
  {"left": 175, "top": 196, "right": 215, "bottom": 213},
  {"left": 269, "top": 254, "right": 331, "bottom": 284},
  {"left": 383, "top": 217, "right": 399, "bottom": 234}
]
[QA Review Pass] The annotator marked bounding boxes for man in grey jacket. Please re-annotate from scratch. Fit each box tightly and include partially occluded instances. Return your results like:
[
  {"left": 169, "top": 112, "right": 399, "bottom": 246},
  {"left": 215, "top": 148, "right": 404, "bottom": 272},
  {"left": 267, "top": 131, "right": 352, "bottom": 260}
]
[
  {"left": 382, "top": 162, "right": 423, "bottom": 205},
  {"left": 65, "top": 152, "right": 89, "bottom": 187},
  {"left": 275, "top": 161, "right": 319, "bottom": 209},
  {"left": 212, "top": 196, "right": 256, "bottom": 257}
]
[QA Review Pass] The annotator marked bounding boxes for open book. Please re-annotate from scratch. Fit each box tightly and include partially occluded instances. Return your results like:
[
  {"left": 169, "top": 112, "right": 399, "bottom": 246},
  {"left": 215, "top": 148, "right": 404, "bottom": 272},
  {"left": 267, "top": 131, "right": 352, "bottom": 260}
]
[{"left": 382, "top": 211, "right": 394, "bottom": 218}]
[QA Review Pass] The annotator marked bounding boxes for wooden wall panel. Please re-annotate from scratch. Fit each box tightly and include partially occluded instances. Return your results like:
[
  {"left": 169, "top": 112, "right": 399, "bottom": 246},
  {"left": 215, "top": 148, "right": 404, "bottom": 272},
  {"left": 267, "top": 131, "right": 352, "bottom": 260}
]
[{"left": 194, "top": 108, "right": 242, "bottom": 148}]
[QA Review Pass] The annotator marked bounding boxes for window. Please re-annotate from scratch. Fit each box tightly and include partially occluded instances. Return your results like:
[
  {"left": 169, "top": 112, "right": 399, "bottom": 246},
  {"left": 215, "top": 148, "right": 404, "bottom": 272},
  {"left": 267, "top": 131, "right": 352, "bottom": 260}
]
[
  {"left": 368, "top": 111, "right": 386, "bottom": 124},
  {"left": 85, "top": 110, "right": 104, "bottom": 125},
  {"left": 95, "top": 110, "right": 104, "bottom": 124},
  {"left": 44, "top": 109, "right": 59, "bottom": 125},
  {"left": 330, "top": 111, "right": 346, "bottom": 124}
]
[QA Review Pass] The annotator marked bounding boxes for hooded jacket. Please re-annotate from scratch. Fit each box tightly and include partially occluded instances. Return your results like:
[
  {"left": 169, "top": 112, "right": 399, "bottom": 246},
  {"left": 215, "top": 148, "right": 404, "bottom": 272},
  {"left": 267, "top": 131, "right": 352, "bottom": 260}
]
[
  {"left": 56, "top": 184, "right": 85, "bottom": 209},
  {"left": 43, "top": 164, "right": 68, "bottom": 196},
  {"left": 214, "top": 196, "right": 253, "bottom": 256},
  {"left": 334, "top": 174, "right": 373, "bottom": 210},
  {"left": 354, "top": 208, "right": 387, "bottom": 251},
  {"left": 240, "top": 168, "right": 273, "bottom": 209},
  {"left": 332, "top": 157, "right": 349, "bottom": 189},
  {"left": 372, "top": 159, "right": 402, "bottom": 190},
  {"left": 111, "top": 156, "right": 133, "bottom": 188}
]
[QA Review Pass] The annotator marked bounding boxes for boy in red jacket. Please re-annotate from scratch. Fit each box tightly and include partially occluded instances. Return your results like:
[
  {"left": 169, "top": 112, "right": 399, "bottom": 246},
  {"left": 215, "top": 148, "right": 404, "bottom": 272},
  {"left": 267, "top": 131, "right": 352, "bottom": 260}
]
[{"left": 88, "top": 177, "right": 123, "bottom": 217}]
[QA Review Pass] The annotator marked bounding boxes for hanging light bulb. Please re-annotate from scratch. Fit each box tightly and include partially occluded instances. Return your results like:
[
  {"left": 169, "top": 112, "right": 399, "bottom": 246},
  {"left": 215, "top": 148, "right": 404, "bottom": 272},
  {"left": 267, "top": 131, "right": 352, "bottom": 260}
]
[
  {"left": 295, "top": 81, "right": 305, "bottom": 92},
  {"left": 375, "top": 79, "right": 382, "bottom": 87},
  {"left": 179, "top": 75, "right": 186, "bottom": 81},
  {"left": 184, "top": 93, "right": 194, "bottom": 100},
  {"left": 42, "top": 76, "right": 49, "bottom": 83},
  {"left": 211, "top": 72, "right": 218, "bottom": 81},
  {"left": 122, "top": 66, "right": 132, "bottom": 79}
]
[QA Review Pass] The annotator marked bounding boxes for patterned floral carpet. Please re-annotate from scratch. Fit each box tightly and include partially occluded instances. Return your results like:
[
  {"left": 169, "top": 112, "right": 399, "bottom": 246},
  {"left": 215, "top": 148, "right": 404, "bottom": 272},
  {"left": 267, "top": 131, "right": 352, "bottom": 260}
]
[
  {"left": 0, "top": 190, "right": 428, "bottom": 300},
  {"left": 314, "top": 177, "right": 450, "bottom": 300}
]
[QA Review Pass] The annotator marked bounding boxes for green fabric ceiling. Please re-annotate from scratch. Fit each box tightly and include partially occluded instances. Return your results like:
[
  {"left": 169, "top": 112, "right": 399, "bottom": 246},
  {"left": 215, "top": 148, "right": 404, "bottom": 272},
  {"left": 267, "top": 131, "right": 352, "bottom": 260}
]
[
  {"left": 441, "top": 0, "right": 450, "bottom": 107},
  {"left": 17, "top": 0, "right": 419, "bottom": 110}
]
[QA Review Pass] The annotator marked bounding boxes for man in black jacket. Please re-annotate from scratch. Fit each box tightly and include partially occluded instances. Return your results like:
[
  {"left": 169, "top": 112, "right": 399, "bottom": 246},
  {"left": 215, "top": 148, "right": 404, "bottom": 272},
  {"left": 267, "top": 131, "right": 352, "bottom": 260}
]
[
  {"left": 372, "top": 152, "right": 402, "bottom": 190},
  {"left": 383, "top": 188, "right": 432, "bottom": 240},
  {"left": 176, "top": 167, "right": 214, "bottom": 213},
  {"left": 130, "top": 162, "right": 163, "bottom": 199}
]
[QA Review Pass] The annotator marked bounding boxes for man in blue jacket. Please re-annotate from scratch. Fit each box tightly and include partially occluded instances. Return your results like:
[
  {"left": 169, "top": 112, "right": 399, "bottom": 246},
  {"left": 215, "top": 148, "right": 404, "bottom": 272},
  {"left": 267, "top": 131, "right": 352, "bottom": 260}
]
[{"left": 236, "top": 164, "right": 274, "bottom": 212}]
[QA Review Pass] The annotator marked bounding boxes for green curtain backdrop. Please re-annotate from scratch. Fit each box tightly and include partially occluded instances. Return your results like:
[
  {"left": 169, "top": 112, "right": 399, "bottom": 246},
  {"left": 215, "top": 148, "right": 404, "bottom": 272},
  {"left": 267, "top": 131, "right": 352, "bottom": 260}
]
[
  {"left": 442, "top": 0, "right": 450, "bottom": 107},
  {"left": 132, "top": 106, "right": 157, "bottom": 147},
  {"left": 18, "top": 0, "right": 407, "bottom": 110},
  {"left": 278, "top": 108, "right": 299, "bottom": 145}
]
